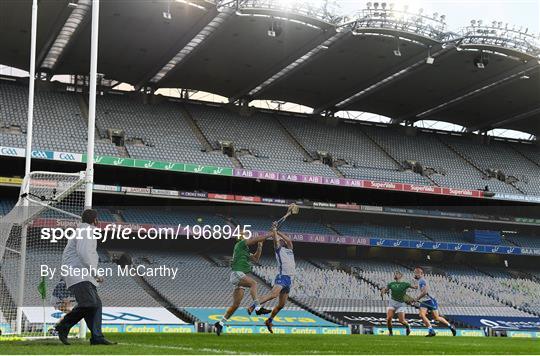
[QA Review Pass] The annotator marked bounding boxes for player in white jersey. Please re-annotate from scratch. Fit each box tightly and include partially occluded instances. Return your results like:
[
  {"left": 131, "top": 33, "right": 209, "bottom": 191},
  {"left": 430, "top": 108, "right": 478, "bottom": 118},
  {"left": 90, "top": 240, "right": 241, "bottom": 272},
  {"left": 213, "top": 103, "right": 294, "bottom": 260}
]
[
  {"left": 412, "top": 267, "right": 456, "bottom": 337},
  {"left": 257, "top": 225, "right": 296, "bottom": 333}
]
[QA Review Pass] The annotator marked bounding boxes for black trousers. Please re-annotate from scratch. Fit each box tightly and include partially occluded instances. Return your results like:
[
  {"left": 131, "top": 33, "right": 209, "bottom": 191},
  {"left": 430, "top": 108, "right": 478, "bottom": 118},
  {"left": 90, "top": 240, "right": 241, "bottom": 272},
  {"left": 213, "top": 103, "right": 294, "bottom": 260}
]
[{"left": 58, "top": 281, "right": 104, "bottom": 342}]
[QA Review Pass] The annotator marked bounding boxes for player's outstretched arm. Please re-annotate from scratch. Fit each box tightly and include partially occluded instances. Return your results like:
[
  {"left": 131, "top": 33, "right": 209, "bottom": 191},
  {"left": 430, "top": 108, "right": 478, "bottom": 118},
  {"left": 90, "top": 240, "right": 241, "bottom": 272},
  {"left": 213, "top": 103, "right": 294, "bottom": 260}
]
[
  {"left": 245, "top": 232, "right": 271, "bottom": 246},
  {"left": 250, "top": 242, "right": 263, "bottom": 263}
]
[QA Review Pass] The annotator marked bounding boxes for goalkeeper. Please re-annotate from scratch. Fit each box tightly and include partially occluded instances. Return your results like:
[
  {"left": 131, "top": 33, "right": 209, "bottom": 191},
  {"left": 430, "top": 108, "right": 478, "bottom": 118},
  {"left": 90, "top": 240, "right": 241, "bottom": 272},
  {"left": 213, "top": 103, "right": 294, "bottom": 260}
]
[{"left": 380, "top": 271, "right": 416, "bottom": 336}]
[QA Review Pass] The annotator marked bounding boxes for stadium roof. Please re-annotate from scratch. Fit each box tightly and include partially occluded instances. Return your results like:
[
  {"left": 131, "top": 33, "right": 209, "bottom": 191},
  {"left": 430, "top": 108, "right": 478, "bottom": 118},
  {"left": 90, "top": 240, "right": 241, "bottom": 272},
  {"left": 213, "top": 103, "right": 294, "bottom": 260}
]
[{"left": 1, "top": 0, "right": 539, "bottom": 136}]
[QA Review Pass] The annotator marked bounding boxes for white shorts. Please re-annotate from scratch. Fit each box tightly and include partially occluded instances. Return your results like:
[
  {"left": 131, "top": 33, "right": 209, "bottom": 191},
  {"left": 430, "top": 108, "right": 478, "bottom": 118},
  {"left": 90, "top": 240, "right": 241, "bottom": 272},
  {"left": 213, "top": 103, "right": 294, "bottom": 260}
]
[
  {"left": 387, "top": 299, "right": 407, "bottom": 314},
  {"left": 229, "top": 271, "right": 247, "bottom": 287}
]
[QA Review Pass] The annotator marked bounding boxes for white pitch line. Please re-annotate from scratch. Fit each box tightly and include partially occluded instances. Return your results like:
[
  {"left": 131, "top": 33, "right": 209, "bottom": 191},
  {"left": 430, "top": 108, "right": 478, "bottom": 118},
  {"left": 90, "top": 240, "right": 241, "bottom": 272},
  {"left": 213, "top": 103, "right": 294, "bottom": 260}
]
[{"left": 122, "top": 342, "right": 254, "bottom": 355}]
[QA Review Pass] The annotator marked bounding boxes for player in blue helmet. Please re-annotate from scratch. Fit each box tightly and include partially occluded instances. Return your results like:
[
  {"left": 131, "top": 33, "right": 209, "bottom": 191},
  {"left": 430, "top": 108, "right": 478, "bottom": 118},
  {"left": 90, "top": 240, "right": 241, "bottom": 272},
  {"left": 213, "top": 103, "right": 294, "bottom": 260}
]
[
  {"left": 412, "top": 267, "right": 456, "bottom": 337},
  {"left": 257, "top": 224, "right": 296, "bottom": 333}
]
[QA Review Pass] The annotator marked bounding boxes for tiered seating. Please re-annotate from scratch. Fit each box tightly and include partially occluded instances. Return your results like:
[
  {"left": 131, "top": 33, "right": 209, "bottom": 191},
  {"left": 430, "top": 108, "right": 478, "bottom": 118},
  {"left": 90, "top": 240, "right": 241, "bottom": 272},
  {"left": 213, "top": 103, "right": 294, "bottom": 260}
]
[
  {"left": 254, "top": 257, "right": 376, "bottom": 312},
  {"left": 444, "top": 266, "right": 539, "bottom": 316},
  {"left": 96, "top": 208, "right": 117, "bottom": 223},
  {"left": 513, "top": 143, "right": 540, "bottom": 166},
  {"left": 96, "top": 94, "right": 232, "bottom": 166},
  {"left": 339, "top": 166, "right": 432, "bottom": 185},
  {"left": 505, "top": 234, "right": 540, "bottom": 248},
  {"left": 281, "top": 118, "right": 398, "bottom": 170},
  {"left": 190, "top": 104, "right": 338, "bottom": 176},
  {"left": 96, "top": 261, "right": 161, "bottom": 307},
  {"left": 115, "top": 209, "right": 539, "bottom": 250},
  {"left": 362, "top": 126, "right": 501, "bottom": 190},
  {"left": 0, "top": 200, "right": 14, "bottom": 217},
  {"left": 132, "top": 251, "right": 278, "bottom": 309},
  {"left": 442, "top": 136, "right": 536, "bottom": 195},
  {"left": 333, "top": 223, "right": 429, "bottom": 241},
  {"left": 420, "top": 228, "right": 468, "bottom": 243},
  {"left": 233, "top": 215, "right": 333, "bottom": 235},
  {"left": 121, "top": 208, "right": 227, "bottom": 227},
  {"left": 0, "top": 82, "right": 118, "bottom": 155},
  {"left": 1, "top": 82, "right": 539, "bottom": 196}
]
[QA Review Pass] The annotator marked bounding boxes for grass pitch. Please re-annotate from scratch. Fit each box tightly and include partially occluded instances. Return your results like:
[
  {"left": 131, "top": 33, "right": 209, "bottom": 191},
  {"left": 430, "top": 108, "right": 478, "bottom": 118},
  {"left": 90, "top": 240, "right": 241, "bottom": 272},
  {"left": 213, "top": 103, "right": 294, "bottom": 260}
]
[{"left": 1, "top": 333, "right": 539, "bottom": 354}]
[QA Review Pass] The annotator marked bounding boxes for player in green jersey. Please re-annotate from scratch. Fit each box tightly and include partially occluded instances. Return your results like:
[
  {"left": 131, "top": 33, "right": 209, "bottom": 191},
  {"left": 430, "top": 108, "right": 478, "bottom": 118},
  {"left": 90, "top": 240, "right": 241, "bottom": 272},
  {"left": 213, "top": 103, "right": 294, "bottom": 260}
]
[
  {"left": 214, "top": 230, "right": 272, "bottom": 336},
  {"left": 380, "top": 271, "right": 417, "bottom": 336}
]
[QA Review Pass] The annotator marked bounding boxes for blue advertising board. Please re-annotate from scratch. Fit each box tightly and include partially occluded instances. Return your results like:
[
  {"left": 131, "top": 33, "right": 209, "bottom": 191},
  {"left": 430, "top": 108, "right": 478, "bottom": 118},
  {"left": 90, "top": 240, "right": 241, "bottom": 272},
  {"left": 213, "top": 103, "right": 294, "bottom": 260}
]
[
  {"left": 449, "top": 315, "right": 540, "bottom": 330},
  {"left": 369, "top": 238, "right": 526, "bottom": 255}
]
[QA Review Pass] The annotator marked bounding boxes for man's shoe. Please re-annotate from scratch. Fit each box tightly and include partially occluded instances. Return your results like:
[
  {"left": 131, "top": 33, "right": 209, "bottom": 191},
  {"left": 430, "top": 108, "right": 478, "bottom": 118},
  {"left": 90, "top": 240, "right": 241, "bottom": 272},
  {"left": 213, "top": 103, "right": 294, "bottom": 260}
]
[
  {"left": 425, "top": 330, "right": 436, "bottom": 337},
  {"left": 54, "top": 325, "right": 70, "bottom": 345},
  {"left": 90, "top": 339, "right": 117, "bottom": 345},
  {"left": 265, "top": 319, "right": 274, "bottom": 334},
  {"left": 214, "top": 322, "right": 223, "bottom": 336},
  {"left": 406, "top": 326, "right": 411, "bottom": 336},
  {"left": 256, "top": 307, "right": 272, "bottom": 315},
  {"left": 450, "top": 326, "right": 457, "bottom": 336}
]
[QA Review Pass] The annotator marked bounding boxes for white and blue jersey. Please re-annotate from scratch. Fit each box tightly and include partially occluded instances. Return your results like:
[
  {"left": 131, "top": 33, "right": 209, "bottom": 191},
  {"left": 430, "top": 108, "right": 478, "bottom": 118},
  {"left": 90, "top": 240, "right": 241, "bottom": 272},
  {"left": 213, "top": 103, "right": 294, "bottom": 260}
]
[
  {"left": 417, "top": 277, "right": 438, "bottom": 311},
  {"left": 274, "top": 245, "right": 295, "bottom": 293}
]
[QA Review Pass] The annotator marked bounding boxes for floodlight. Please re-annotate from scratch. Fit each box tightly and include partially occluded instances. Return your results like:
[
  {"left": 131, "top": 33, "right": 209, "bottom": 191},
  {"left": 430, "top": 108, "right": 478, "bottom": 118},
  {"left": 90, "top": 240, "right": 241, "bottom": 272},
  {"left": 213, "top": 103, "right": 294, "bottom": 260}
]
[
  {"left": 163, "top": 11, "right": 172, "bottom": 20},
  {"left": 474, "top": 54, "right": 488, "bottom": 69},
  {"left": 393, "top": 49, "right": 401, "bottom": 56}
]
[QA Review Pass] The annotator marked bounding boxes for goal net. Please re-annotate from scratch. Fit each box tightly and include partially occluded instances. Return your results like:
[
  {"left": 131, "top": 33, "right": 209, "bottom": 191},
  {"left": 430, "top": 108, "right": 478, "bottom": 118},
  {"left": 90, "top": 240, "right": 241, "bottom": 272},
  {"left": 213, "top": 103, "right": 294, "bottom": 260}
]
[{"left": 0, "top": 171, "right": 85, "bottom": 338}]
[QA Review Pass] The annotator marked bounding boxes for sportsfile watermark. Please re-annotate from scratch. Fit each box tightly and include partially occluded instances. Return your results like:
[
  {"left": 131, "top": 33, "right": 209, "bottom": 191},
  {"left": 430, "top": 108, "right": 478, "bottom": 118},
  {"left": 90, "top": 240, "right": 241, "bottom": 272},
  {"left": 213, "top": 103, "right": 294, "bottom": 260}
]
[{"left": 41, "top": 224, "right": 253, "bottom": 243}]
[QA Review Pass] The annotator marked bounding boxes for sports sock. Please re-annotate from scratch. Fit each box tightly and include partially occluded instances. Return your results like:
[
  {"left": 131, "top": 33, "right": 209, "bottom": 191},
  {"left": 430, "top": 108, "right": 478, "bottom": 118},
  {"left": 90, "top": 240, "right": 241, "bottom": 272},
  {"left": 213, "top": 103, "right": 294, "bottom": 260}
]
[
  {"left": 388, "top": 327, "right": 393, "bottom": 335},
  {"left": 219, "top": 318, "right": 227, "bottom": 326},
  {"left": 428, "top": 326, "right": 434, "bottom": 333},
  {"left": 267, "top": 317, "right": 273, "bottom": 323}
]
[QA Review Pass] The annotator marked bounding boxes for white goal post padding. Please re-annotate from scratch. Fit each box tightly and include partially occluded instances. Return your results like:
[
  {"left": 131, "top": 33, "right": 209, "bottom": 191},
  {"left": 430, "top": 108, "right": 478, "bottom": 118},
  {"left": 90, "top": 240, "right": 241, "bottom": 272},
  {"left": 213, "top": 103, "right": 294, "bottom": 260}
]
[{"left": 0, "top": 171, "right": 85, "bottom": 337}]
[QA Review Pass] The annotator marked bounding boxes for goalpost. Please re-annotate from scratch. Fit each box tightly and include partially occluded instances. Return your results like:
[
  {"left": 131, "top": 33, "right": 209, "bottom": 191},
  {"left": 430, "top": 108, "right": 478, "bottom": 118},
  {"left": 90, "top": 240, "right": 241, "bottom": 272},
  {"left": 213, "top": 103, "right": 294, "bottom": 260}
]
[
  {"left": 0, "top": 0, "right": 100, "bottom": 339},
  {"left": 0, "top": 171, "right": 86, "bottom": 337}
]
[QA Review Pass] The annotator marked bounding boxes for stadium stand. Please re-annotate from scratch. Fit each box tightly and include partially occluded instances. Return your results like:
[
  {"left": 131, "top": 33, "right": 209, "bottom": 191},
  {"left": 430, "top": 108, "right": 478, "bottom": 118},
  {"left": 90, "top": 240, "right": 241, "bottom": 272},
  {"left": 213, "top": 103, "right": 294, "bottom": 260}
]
[
  {"left": 332, "top": 222, "right": 430, "bottom": 241},
  {"left": 95, "top": 94, "right": 232, "bottom": 166},
  {"left": 505, "top": 234, "right": 540, "bottom": 248},
  {"left": 1, "top": 81, "right": 539, "bottom": 196},
  {"left": 188, "top": 104, "right": 337, "bottom": 176},
  {"left": 441, "top": 135, "right": 538, "bottom": 195},
  {"left": 443, "top": 265, "right": 539, "bottom": 317},
  {"left": 361, "top": 126, "right": 518, "bottom": 192},
  {"left": 121, "top": 208, "right": 228, "bottom": 227}
]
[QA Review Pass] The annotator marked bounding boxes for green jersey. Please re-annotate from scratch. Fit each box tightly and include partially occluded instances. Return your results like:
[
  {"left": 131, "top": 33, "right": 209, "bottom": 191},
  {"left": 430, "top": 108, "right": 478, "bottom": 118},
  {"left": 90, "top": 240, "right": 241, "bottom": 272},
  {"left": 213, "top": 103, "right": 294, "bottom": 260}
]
[
  {"left": 231, "top": 240, "right": 251, "bottom": 273},
  {"left": 387, "top": 281, "right": 411, "bottom": 302}
]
